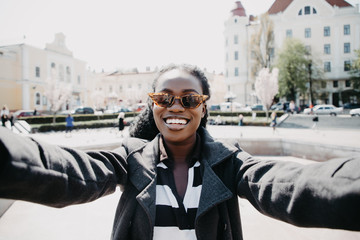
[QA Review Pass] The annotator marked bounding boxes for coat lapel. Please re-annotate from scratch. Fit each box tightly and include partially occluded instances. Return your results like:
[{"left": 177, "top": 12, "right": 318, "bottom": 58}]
[
  {"left": 196, "top": 128, "right": 238, "bottom": 218},
  {"left": 127, "top": 136, "right": 160, "bottom": 227}
]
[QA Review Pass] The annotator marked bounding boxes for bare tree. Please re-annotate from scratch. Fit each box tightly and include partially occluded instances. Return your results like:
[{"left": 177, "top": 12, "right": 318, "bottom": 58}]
[
  {"left": 250, "top": 13, "right": 274, "bottom": 78},
  {"left": 43, "top": 73, "right": 72, "bottom": 123},
  {"left": 255, "top": 67, "right": 279, "bottom": 118}
]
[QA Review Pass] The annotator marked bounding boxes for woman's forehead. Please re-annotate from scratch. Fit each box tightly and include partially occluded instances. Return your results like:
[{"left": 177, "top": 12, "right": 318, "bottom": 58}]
[{"left": 156, "top": 69, "right": 202, "bottom": 92}]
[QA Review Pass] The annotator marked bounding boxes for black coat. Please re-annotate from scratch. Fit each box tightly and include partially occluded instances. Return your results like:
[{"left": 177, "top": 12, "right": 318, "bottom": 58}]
[{"left": 0, "top": 127, "right": 359, "bottom": 239}]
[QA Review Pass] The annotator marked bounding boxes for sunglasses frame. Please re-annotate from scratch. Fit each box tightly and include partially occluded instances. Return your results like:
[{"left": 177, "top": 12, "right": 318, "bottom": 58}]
[{"left": 148, "top": 92, "right": 208, "bottom": 109}]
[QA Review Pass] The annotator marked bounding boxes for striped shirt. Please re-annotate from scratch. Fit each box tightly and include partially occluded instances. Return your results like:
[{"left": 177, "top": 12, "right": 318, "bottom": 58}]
[{"left": 154, "top": 136, "right": 202, "bottom": 240}]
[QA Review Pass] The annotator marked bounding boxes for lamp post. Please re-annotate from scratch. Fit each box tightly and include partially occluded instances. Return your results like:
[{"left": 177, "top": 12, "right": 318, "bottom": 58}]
[{"left": 308, "top": 61, "right": 313, "bottom": 106}]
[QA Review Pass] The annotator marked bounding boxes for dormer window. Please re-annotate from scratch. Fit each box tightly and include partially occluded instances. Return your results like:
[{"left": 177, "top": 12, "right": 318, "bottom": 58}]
[{"left": 298, "top": 6, "right": 317, "bottom": 15}]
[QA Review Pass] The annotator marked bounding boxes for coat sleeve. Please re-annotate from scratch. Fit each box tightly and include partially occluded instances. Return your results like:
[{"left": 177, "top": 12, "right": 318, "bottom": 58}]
[
  {"left": 236, "top": 151, "right": 360, "bottom": 231},
  {"left": 0, "top": 127, "right": 129, "bottom": 208}
]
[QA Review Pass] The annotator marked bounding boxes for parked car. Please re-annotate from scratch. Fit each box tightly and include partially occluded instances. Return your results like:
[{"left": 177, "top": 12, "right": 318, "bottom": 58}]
[
  {"left": 350, "top": 108, "right": 360, "bottom": 117},
  {"left": 304, "top": 104, "right": 343, "bottom": 116},
  {"left": 251, "top": 104, "right": 264, "bottom": 111},
  {"left": 13, "top": 110, "right": 41, "bottom": 119},
  {"left": 209, "top": 104, "right": 220, "bottom": 111},
  {"left": 343, "top": 103, "right": 360, "bottom": 109},
  {"left": 73, "top": 107, "right": 95, "bottom": 114}
]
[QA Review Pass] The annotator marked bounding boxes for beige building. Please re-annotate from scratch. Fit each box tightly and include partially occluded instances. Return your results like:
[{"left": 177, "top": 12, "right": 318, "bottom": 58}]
[
  {"left": 225, "top": 0, "right": 360, "bottom": 107},
  {"left": 90, "top": 68, "right": 226, "bottom": 111},
  {"left": 0, "top": 33, "right": 89, "bottom": 112}
]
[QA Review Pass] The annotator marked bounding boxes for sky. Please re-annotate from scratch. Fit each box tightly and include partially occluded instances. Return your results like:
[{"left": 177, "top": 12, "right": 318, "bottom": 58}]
[{"left": 0, "top": 0, "right": 359, "bottom": 73}]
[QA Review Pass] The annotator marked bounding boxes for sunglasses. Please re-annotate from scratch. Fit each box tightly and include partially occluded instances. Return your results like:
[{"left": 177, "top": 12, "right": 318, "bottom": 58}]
[{"left": 148, "top": 92, "right": 208, "bottom": 109}]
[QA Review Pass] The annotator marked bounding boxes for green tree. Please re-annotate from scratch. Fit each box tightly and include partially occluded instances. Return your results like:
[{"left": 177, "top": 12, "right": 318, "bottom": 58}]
[
  {"left": 350, "top": 49, "right": 360, "bottom": 89},
  {"left": 276, "top": 39, "right": 309, "bottom": 101},
  {"left": 250, "top": 13, "right": 274, "bottom": 78}
]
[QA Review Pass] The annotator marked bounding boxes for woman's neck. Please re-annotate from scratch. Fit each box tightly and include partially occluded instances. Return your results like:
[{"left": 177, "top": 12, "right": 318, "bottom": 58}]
[{"left": 163, "top": 135, "right": 197, "bottom": 163}]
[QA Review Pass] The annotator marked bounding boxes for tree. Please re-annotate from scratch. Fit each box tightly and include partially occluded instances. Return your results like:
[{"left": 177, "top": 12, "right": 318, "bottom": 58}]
[
  {"left": 276, "top": 38, "right": 309, "bottom": 101},
  {"left": 350, "top": 49, "right": 360, "bottom": 89},
  {"left": 43, "top": 72, "right": 72, "bottom": 123},
  {"left": 255, "top": 67, "right": 279, "bottom": 118},
  {"left": 250, "top": 13, "right": 274, "bottom": 77}
]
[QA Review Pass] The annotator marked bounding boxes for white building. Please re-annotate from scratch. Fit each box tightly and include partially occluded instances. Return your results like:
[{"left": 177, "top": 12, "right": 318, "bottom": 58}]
[
  {"left": 224, "top": 0, "right": 360, "bottom": 107},
  {"left": 0, "top": 33, "right": 89, "bottom": 112}
]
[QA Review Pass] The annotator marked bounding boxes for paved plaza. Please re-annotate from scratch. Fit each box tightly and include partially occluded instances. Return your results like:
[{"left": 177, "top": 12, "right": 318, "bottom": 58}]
[{"left": 1, "top": 125, "right": 360, "bottom": 240}]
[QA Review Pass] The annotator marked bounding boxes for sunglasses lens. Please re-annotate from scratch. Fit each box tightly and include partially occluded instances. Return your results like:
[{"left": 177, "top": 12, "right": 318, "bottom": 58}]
[
  {"left": 182, "top": 95, "right": 201, "bottom": 108},
  {"left": 152, "top": 94, "right": 172, "bottom": 107}
]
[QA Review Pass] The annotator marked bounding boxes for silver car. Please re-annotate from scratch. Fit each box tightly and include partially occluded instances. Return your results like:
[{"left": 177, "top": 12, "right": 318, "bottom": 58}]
[{"left": 304, "top": 104, "right": 343, "bottom": 116}]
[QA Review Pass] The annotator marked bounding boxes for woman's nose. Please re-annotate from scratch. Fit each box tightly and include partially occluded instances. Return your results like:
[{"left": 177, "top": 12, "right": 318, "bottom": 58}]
[{"left": 168, "top": 98, "right": 185, "bottom": 111}]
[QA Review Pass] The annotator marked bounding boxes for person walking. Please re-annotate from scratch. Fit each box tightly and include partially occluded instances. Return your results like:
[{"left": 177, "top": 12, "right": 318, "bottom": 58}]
[
  {"left": 270, "top": 111, "right": 277, "bottom": 133},
  {"left": 238, "top": 114, "right": 244, "bottom": 126},
  {"left": 117, "top": 112, "right": 125, "bottom": 137},
  {"left": 1, "top": 105, "right": 9, "bottom": 127},
  {"left": 65, "top": 114, "right": 74, "bottom": 137},
  {"left": 0, "top": 64, "right": 360, "bottom": 240}
]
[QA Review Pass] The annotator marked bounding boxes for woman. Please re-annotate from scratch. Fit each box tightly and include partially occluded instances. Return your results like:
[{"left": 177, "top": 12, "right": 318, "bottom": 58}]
[
  {"left": 0, "top": 64, "right": 359, "bottom": 240},
  {"left": 117, "top": 112, "right": 125, "bottom": 136}
]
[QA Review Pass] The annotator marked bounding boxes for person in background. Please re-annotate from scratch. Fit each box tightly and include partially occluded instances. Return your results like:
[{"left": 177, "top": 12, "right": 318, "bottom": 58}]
[
  {"left": 1, "top": 105, "right": 9, "bottom": 127},
  {"left": 289, "top": 100, "right": 295, "bottom": 114},
  {"left": 117, "top": 112, "right": 125, "bottom": 137},
  {"left": 238, "top": 114, "right": 244, "bottom": 126},
  {"left": 0, "top": 64, "right": 359, "bottom": 240},
  {"left": 65, "top": 114, "right": 74, "bottom": 137},
  {"left": 270, "top": 111, "right": 277, "bottom": 133}
]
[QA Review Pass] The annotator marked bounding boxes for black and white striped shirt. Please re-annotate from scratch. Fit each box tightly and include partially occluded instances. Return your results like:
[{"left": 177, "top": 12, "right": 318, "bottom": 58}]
[{"left": 154, "top": 136, "right": 202, "bottom": 240}]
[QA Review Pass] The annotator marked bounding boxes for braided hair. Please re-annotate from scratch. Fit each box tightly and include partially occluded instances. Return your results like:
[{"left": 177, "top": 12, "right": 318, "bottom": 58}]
[{"left": 129, "top": 63, "right": 211, "bottom": 140}]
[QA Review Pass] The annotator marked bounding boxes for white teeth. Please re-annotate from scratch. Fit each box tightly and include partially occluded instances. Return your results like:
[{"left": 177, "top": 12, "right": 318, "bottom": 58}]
[{"left": 166, "top": 118, "right": 187, "bottom": 125}]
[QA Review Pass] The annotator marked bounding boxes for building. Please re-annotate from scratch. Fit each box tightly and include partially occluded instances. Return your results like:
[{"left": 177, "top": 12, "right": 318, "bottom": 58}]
[
  {"left": 91, "top": 68, "right": 226, "bottom": 112},
  {"left": 0, "top": 33, "right": 89, "bottom": 112},
  {"left": 224, "top": 0, "right": 360, "bottom": 107}
]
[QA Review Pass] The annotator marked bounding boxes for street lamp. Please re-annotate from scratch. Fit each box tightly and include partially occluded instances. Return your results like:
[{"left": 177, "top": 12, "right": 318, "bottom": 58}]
[{"left": 308, "top": 61, "right": 314, "bottom": 106}]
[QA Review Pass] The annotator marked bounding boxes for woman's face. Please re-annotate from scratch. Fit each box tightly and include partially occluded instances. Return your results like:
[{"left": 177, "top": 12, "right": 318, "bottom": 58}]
[{"left": 152, "top": 69, "right": 206, "bottom": 145}]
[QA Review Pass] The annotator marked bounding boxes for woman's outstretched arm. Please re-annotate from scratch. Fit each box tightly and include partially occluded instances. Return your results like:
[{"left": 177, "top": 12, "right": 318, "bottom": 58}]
[{"left": 0, "top": 127, "right": 128, "bottom": 208}]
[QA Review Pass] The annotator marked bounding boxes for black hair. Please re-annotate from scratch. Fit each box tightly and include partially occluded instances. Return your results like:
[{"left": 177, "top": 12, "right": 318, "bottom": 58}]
[{"left": 129, "top": 63, "right": 211, "bottom": 140}]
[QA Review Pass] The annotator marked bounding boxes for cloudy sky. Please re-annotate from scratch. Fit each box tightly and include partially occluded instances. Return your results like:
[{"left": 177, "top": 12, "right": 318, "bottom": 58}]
[{"left": 0, "top": 0, "right": 358, "bottom": 73}]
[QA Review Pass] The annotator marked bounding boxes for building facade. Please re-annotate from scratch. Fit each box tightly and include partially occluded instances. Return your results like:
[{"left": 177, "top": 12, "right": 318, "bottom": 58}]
[
  {"left": 224, "top": 0, "right": 360, "bottom": 107},
  {"left": 0, "top": 33, "right": 89, "bottom": 112}
]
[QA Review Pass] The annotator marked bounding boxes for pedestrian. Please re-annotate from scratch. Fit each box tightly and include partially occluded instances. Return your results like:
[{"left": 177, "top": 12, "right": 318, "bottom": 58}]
[
  {"left": 270, "top": 111, "right": 277, "bottom": 133},
  {"left": 0, "top": 64, "right": 360, "bottom": 240},
  {"left": 33, "top": 108, "right": 37, "bottom": 116},
  {"left": 1, "top": 105, "right": 9, "bottom": 127},
  {"left": 215, "top": 114, "right": 222, "bottom": 125},
  {"left": 289, "top": 100, "right": 295, "bottom": 114},
  {"left": 117, "top": 112, "right": 125, "bottom": 137},
  {"left": 65, "top": 114, "right": 74, "bottom": 137},
  {"left": 238, "top": 114, "right": 243, "bottom": 126}
]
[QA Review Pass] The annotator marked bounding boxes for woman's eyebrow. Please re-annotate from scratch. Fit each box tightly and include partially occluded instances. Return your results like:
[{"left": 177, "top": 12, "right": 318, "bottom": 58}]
[{"left": 159, "top": 88, "right": 200, "bottom": 94}]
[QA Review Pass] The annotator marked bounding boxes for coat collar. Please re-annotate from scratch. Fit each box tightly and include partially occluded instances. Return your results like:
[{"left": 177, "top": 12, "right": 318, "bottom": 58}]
[{"left": 124, "top": 127, "right": 239, "bottom": 226}]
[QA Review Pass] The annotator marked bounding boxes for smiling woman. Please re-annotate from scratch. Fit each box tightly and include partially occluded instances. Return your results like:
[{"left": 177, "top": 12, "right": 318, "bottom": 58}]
[{"left": 0, "top": 64, "right": 360, "bottom": 240}]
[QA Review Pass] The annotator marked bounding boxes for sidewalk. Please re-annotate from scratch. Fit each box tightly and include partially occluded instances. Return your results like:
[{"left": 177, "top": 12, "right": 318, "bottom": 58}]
[{"left": 1, "top": 126, "right": 360, "bottom": 240}]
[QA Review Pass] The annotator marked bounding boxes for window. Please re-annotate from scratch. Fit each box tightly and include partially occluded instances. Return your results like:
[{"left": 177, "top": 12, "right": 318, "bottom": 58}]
[
  {"left": 234, "top": 67, "right": 239, "bottom": 77},
  {"left": 321, "top": 81, "right": 327, "bottom": 88},
  {"left": 51, "top": 62, "right": 56, "bottom": 68},
  {"left": 77, "top": 75, "right": 81, "bottom": 84},
  {"left": 333, "top": 80, "right": 338, "bottom": 88},
  {"left": 59, "top": 64, "right": 64, "bottom": 81},
  {"left": 35, "top": 92, "right": 41, "bottom": 105},
  {"left": 119, "top": 86, "right": 123, "bottom": 92},
  {"left": 324, "top": 62, "right": 331, "bottom": 72},
  {"left": 305, "top": 45, "right": 311, "bottom": 54},
  {"left": 324, "top": 26, "right": 330, "bottom": 37},
  {"left": 324, "top": 44, "right": 331, "bottom": 55},
  {"left": 234, "top": 19, "right": 237, "bottom": 23},
  {"left": 346, "top": 80, "right": 351, "bottom": 87},
  {"left": 344, "top": 43, "right": 350, "bottom": 53},
  {"left": 234, "top": 51, "right": 238, "bottom": 60},
  {"left": 138, "top": 84, "right": 142, "bottom": 89},
  {"left": 298, "top": 9, "right": 302, "bottom": 15},
  {"left": 313, "top": 8, "right": 317, "bottom": 14},
  {"left": 344, "top": 24, "right": 350, "bottom": 35},
  {"left": 66, "top": 66, "right": 71, "bottom": 82},
  {"left": 305, "top": 28, "right": 311, "bottom": 38},
  {"left": 286, "top": 29, "right": 292, "bottom": 38},
  {"left": 42, "top": 96, "right": 47, "bottom": 106},
  {"left": 234, "top": 35, "right": 238, "bottom": 44},
  {"left": 225, "top": 38, "right": 228, "bottom": 46},
  {"left": 344, "top": 61, "right": 351, "bottom": 71},
  {"left": 35, "top": 66, "right": 40, "bottom": 77},
  {"left": 226, "top": 53, "right": 228, "bottom": 62},
  {"left": 305, "top": 6, "right": 311, "bottom": 15}
]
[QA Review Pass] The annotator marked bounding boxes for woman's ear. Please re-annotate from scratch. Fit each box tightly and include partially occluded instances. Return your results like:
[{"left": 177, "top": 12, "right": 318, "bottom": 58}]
[{"left": 201, "top": 104, "right": 206, "bottom": 118}]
